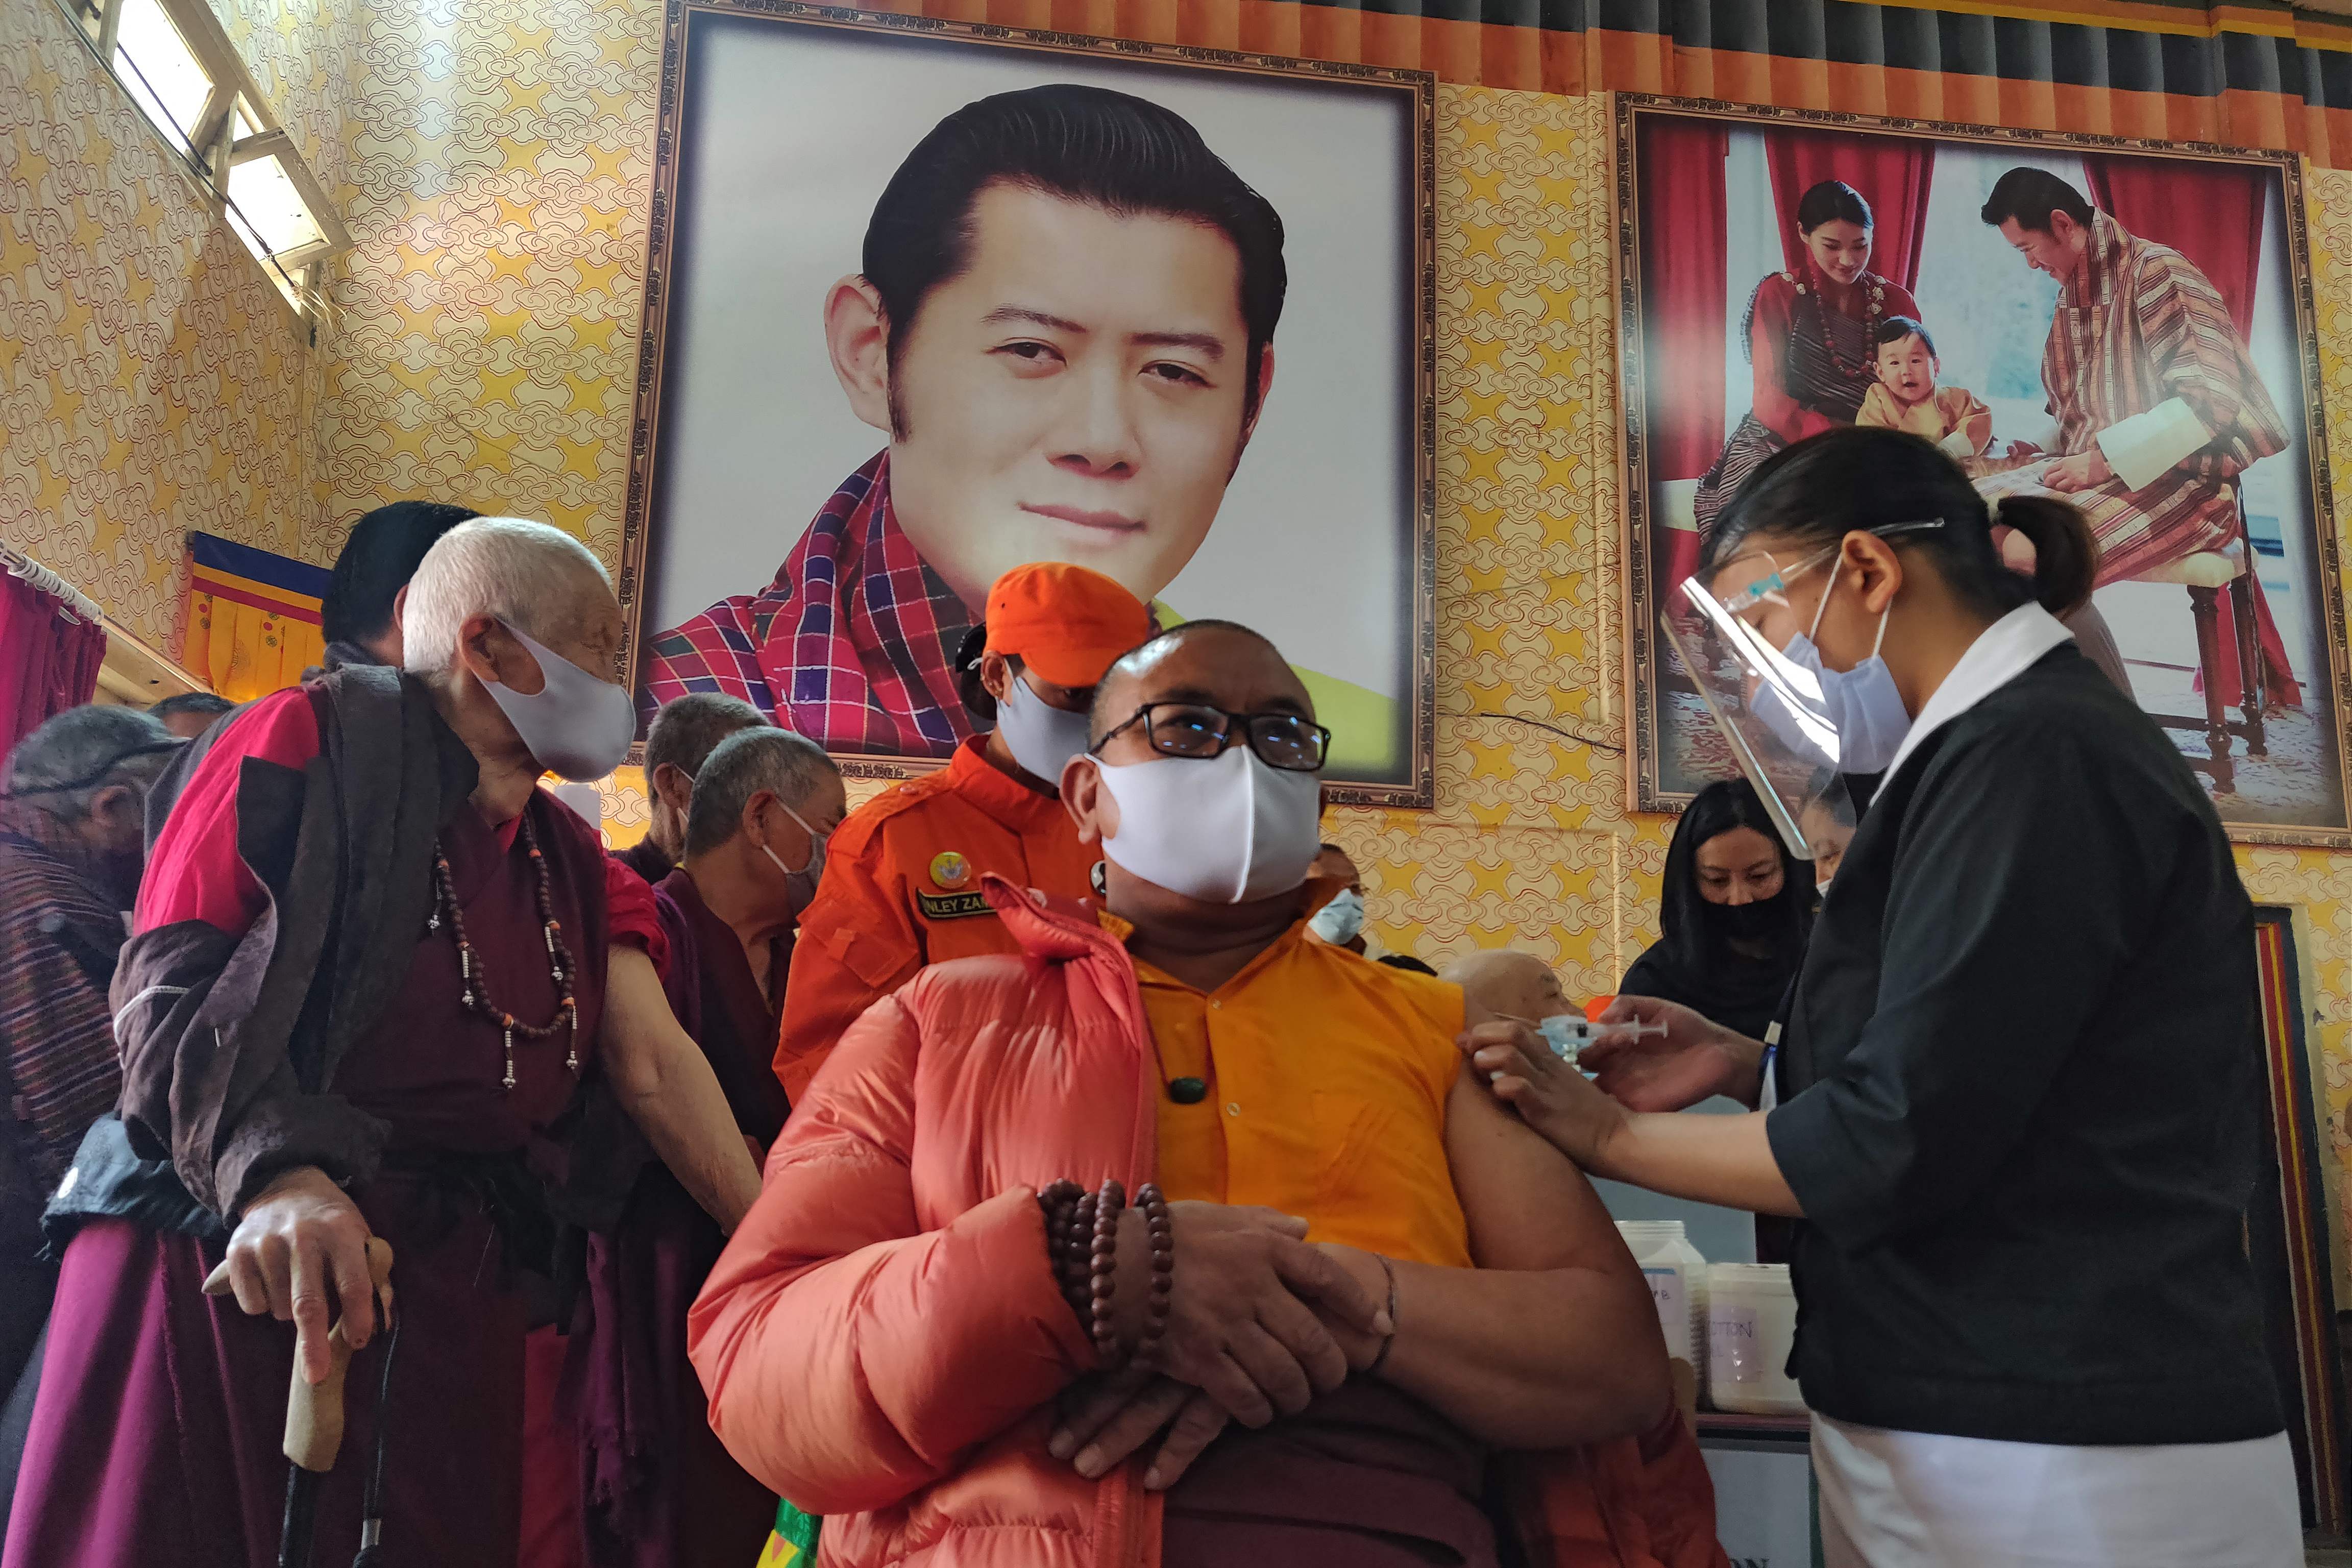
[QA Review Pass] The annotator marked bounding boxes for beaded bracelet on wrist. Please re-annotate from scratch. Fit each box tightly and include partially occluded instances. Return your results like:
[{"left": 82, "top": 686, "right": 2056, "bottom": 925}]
[
  {"left": 1088, "top": 1180, "right": 1125, "bottom": 1367},
  {"left": 1133, "top": 1184, "right": 1174, "bottom": 1368}
]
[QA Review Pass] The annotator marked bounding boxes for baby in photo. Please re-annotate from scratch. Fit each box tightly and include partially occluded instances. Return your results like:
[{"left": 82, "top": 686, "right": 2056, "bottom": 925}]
[{"left": 1856, "top": 315, "right": 1993, "bottom": 462}]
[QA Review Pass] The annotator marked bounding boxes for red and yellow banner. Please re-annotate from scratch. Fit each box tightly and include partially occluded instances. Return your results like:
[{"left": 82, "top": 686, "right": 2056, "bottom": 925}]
[{"left": 183, "top": 532, "right": 329, "bottom": 702}]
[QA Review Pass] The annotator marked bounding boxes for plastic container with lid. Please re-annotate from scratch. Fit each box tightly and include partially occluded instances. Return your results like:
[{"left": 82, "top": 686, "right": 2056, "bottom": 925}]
[
  {"left": 1616, "top": 1219, "right": 1709, "bottom": 1375},
  {"left": 1707, "top": 1262, "right": 1806, "bottom": 1415}
]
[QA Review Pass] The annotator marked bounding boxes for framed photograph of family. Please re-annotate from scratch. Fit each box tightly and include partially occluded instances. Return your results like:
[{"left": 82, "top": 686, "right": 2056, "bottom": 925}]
[
  {"left": 1614, "top": 95, "right": 2352, "bottom": 845},
  {"left": 620, "top": 2, "right": 1438, "bottom": 805}
]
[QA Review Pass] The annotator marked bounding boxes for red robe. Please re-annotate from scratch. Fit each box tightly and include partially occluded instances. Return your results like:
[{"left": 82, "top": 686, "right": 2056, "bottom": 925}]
[{"left": 4, "top": 689, "right": 657, "bottom": 1568}]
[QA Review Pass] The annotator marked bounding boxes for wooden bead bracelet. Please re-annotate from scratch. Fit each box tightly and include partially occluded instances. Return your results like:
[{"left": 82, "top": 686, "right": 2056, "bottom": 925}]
[{"left": 1038, "top": 1179, "right": 1174, "bottom": 1370}]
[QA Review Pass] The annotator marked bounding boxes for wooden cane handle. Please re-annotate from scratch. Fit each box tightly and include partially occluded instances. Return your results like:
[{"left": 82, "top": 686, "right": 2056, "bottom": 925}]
[{"left": 282, "top": 1237, "right": 394, "bottom": 1472}]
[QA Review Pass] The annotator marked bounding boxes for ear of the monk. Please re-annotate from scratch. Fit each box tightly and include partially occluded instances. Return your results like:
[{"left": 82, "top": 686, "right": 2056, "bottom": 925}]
[
  {"left": 1060, "top": 753, "right": 1114, "bottom": 843},
  {"left": 651, "top": 760, "right": 694, "bottom": 819},
  {"left": 456, "top": 612, "right": 547, "bottom": 696},
  {"left": 80, "top": 781, "right": 145, "bottom": 849}
]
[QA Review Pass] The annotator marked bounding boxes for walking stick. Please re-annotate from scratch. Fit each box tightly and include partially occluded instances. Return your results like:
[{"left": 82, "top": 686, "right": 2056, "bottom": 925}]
[{"left": 204, "top": 1237, "right": 396, "bottom": 1568}]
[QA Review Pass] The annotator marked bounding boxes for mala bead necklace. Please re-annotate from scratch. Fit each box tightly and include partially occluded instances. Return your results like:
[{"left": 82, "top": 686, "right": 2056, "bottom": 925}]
[
  {"left": 1788, "top": 259, "right": 1885, "bottom": 385},
  {"left": 428, "top": 811, "right": 579, "bottom": 1090}
]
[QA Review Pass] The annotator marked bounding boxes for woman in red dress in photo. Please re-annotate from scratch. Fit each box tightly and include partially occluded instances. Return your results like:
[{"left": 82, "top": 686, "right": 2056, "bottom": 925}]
[{"left": 1694, "top": 181, "right": 1920, "bottom": 538}]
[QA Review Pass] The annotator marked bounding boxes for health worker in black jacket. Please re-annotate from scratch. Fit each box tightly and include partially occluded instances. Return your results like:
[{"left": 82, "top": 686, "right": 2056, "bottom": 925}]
[{"left": 1467, "top": 426, "right": 2296, "bottom": 1567}]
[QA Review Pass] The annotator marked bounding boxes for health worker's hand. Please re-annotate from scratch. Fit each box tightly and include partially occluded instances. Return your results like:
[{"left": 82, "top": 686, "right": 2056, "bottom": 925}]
[
  {"left": 1583, "top": 995, "right": 1766, "bottom": 1112},
  {"left": 1461, "top": 1019, "right": 1631, "bottom": 1169}
]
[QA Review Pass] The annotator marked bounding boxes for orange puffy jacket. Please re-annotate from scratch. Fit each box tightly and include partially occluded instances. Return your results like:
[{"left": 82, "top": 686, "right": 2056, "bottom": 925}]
[{"left": 690, "top": 877, "right": 1727, "bottom": 1568}]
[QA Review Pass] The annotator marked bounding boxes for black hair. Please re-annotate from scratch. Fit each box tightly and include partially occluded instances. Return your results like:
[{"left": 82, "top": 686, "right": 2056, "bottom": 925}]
[
  {"left": 1699, "top": 426, "right": 2098, "bottom": 621},
  {"left": 149, "top": 692, "right": 235, "bottom": 722},
  {"left": 863, "top": 84, "right": 1286, "bottom": 426},
  {"left": 1375, "top": 954, "right": 1438, "bottom": 975},
  {"left": 953, "top": 623, "right": 996, "bottom": 724},
  {"left": 1796, "top": 180, "right": 1872, "bottom": 234},
  {"left": 1980, "top": 167, "right": 2095, "bottom": 235},
  {"left": 1086, "top": 619, "right": 1285, "bottom": 744},
  {"left": 644, "top": 692, "right": 768, "bottom": 783},
  {"left": 1659, "top": 778, "right": 1809, "bottom": 962},
  {"left": 1317, "top": 841, "right": 1346, "bottom": 856},
  {"left": 1873, "top": 314, "right": 1935, "bottom": 358},
  {"left": 322, "top": 501, "right": 481, "bottom": 647}
]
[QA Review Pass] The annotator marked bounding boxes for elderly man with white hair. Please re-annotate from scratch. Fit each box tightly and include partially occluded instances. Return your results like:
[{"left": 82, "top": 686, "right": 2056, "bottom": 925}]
[{"left": 6, "top": 519, "right": 761, "bottom": 1568}]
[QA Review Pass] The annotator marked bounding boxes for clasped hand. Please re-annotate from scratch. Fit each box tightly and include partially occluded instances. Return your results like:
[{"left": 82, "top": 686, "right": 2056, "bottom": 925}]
[{"left": 1047, "top": 1200, "right": 1390, "bottom": 1491}]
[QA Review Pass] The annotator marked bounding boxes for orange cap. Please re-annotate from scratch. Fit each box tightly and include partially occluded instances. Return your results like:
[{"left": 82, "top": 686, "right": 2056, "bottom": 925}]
[{"left": 983, "top": 562, "right": 1155, "bottom": 690}]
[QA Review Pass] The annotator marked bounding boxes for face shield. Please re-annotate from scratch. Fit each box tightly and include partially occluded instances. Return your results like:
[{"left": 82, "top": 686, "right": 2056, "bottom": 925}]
[{"left": 1664, "top": 520, "right": 1940, "bottom": 860}]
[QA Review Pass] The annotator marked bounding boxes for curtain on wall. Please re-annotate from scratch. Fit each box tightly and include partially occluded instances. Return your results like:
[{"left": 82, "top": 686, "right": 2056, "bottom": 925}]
[
  {"left": 1765, "top": 130, "right": 1934, "bottom": 294},
  {"left": 885, "top": 3, "right": 2352, "bottom": 167},
  {"left": 0, "top": 569, "right": 106, "bottom": 756},
  {"left": 1636, "top": 115, "right": 1729, "bottom": 598},
  {"left": 183, "top": 533, "right": 329, "bottom": 702},
  {"left": 2084, "top": 154, "right": 2297, "bottom": 709},
  {"left": 1638, "top": 116, "right": 1730, "bottom": 483}
]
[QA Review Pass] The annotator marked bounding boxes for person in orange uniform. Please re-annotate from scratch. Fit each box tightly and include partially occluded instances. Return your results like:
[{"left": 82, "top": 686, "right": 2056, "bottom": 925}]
[{"left": 773, "top": 561, "right": 1155, "bottom": 1102}]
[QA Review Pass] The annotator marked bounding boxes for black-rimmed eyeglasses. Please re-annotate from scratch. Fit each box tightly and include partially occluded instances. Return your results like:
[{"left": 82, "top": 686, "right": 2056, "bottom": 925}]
[{"left": 1091, "top": 702, "right": 1331, "bottom": 773}]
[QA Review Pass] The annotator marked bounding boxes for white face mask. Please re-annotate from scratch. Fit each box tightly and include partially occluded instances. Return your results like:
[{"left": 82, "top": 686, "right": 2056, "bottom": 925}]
[
  {"left": 994, "top": 668, "right": 1094, "bottom": 786},
  {"left": 478, "top": 622, "right": 638, "bottom": 782},
  {"left": 1772, "top": 565, "right": 1913, "bottom": 775},
  {"left": 1308, "top": 886, "right": 1366, "bottom": 944},
  {"left": 757, "top": 799, "right": 828, "bottom": 917},
  {"left": 1088, "top": 746, "right": 1322, "bottom": 904}
]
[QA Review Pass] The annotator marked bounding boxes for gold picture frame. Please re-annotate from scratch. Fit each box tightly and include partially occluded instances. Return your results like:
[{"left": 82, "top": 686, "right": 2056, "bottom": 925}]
[
  {"left": 620, "top": 1, "right": 1439, "bottom": 806},
  {"left": 1614, "top": 94, "right": 2352, "bottom": 845}
]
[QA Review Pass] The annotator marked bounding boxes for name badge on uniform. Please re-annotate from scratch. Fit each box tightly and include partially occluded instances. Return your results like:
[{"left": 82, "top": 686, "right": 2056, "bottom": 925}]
[{"left": 916, "top": 889, "right": 993, "bottom": 921}]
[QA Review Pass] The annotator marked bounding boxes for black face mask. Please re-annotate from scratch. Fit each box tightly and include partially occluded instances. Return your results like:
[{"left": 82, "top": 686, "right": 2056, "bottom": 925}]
[{"left": 1714, "top": 898, "right": 1783, "bottom": 942}]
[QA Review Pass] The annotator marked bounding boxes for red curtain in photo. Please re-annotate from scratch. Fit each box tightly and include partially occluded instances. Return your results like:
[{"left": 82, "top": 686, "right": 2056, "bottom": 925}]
[
  {"left": 1765, "top": 130, "right": 1934, "bottom": 295},
  {"left": 2085, "top": 154, "right": 2295, "bottom": 709},
  {"left": 1637, "top": 116, "right": 1729, "bottom": 484},
  {"left": 2085, "top": 154, "right": 2263, "bottom": 341},
  {"left": 0, "top": 571, "right": 106, "bottom": 756}
]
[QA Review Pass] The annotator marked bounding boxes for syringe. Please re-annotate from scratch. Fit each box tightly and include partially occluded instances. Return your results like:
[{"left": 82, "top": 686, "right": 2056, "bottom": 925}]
[{"left": 1536, "top": 1015, "right": 1665, "bottom": 1067}]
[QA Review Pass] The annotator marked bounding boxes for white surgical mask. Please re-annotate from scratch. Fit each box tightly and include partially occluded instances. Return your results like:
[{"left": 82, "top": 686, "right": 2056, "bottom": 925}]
[
  {"left": 758, "top": 799, "right": 829, "bottom": 916},
  {"left": 479, "top": 622, "right": 638, "bottom": 782},
  {"left": 1309, "top": 886, "right": 1365, "bottom": 945},
  {"left": 1772, "top": 566, "right": 1912, "bottom": 774},
  {"left": 994, "top": 669, "right": 1093, "bottom": 786},
  {"left": 1089, "top": 745, "right": 1321, "bottom": 904}
]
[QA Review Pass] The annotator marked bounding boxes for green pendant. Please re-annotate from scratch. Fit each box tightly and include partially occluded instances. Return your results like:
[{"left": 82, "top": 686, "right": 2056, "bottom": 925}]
[{"left": 1168, "top": 1076, "right": 1209, "bottom": 1105}]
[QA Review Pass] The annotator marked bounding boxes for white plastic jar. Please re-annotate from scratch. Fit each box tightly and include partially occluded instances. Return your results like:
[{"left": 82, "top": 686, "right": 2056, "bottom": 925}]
[
  {"left": 1616, "top": 1219, "right": 1709, "bottom": 1374},
  {"left": 1707, "top": 1262, "right": 1805, "bottom": 1415}
]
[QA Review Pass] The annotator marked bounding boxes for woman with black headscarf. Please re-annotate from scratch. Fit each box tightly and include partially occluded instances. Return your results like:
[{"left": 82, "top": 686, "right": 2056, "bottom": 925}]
[{"left": 1616, "top": 779, "right": 1808, "bottom": 1043}]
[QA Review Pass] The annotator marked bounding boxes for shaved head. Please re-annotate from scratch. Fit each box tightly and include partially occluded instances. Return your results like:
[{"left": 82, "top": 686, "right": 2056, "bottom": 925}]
[
  {"left": 1088, "top": 620, "right": 1307, "bottom": 747},
  {"left": 1441, "top": 949, "right": 1570, "bottom": 1024}
]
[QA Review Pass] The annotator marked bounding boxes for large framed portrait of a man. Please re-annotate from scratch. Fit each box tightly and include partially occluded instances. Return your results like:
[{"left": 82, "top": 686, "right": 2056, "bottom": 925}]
[
  {"left": 1616, "top": 96, "right": 2352, "bottom": 844},
  {"left": 622, "top": 4, "right": 1436, "bottom": 804}
]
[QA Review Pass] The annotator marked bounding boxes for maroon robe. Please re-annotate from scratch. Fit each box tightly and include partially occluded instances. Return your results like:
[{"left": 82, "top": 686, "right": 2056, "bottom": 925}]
[
  {"left": 3, "top": 792, "right": 609, "bottom": 1568},
  {"left": 570, "top": 868, "right": 785, "bottom": 1568}
]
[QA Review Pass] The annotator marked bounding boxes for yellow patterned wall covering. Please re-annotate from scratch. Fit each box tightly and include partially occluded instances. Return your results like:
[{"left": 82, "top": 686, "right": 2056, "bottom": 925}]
[
  {"left": 307, "top": 0, "right": 659, "bottom": 570},
  {"left": 0, "top": 0, "right": 315, "bottom": 655}
]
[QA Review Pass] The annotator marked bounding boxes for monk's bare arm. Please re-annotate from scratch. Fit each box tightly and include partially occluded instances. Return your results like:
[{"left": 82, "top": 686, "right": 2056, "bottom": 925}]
[
  {"left": 601, "top": 945, "right": 764, "bottom": 1232},
  {"left": 1319, "top": 1056, "right": 1671, "bottom": 1448}
]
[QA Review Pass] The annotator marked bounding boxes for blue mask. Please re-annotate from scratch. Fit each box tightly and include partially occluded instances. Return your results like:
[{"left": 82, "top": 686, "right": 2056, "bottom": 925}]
[{"left": 1774, "top": 566, "right": 1912, "bottom": 775}]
